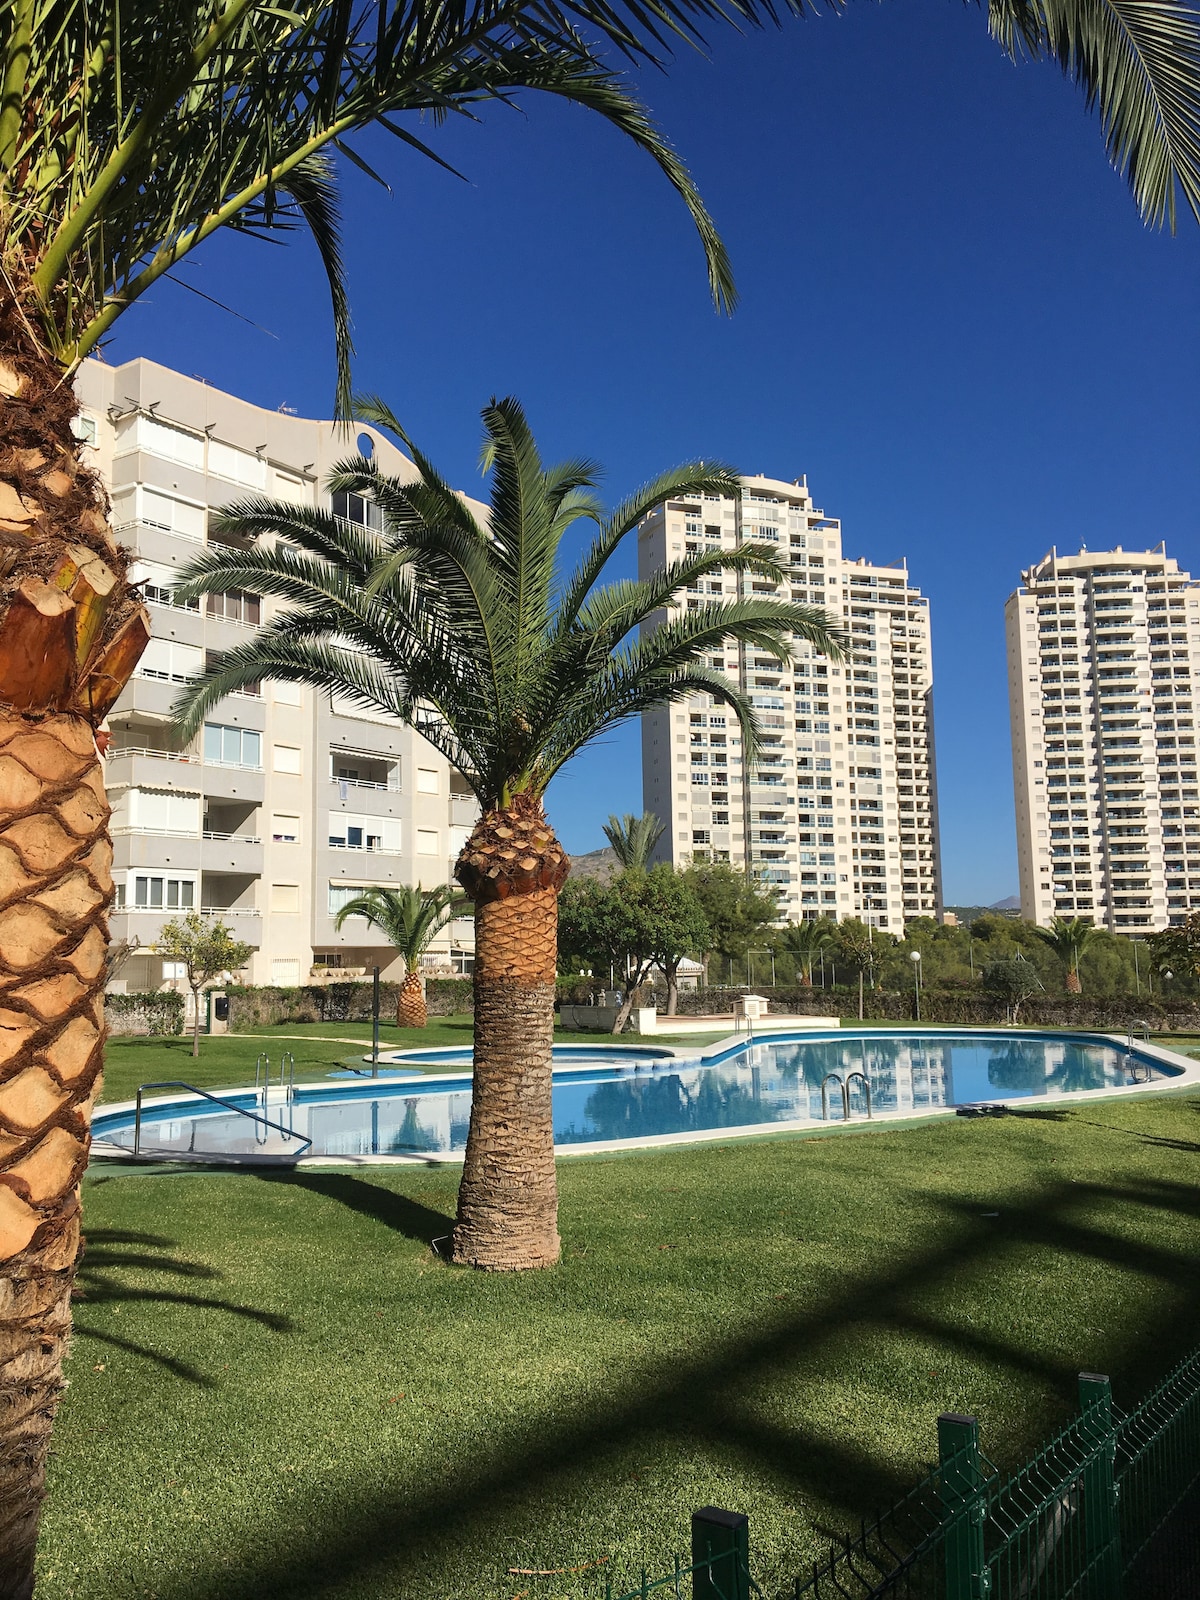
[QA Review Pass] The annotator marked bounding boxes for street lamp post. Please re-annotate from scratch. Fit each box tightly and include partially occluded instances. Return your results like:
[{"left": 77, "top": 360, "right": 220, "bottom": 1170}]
[{"left": 911, "top": 949, "right": 922, "bottom": 1022}]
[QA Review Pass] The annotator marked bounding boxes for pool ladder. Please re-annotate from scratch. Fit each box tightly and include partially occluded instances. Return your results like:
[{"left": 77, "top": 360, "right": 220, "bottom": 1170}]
[
  {"left": 255, "top": 1052, "right": 297, "bottom": 1144},
  {"left": 820, "top": 1070, "right": 873, "bottom": 1123},
  {"left": 131, "top": 1079, "right": 312, "bottom": 1158}
]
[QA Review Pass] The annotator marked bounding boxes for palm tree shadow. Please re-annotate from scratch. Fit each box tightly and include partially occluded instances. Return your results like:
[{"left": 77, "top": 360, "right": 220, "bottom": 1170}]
[
  {"left": 254, "top": 1171, "right": 453, "bottom": 1247},
  {"left": 73, "top": 1228, "right": 293, "bottom": 1387}
]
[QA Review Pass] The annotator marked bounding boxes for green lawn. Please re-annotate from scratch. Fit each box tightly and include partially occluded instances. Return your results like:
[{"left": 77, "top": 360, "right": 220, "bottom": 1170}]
[
  {"left": 97, "top": 1019, "right": 733, "bottom": 1106},
  {"left": 42, "top": 1089, "right": 1200, "bottom": 1600}
]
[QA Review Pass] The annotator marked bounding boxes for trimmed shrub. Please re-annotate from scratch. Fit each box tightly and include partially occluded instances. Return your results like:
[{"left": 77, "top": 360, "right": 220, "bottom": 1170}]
[
  {"left": 105, "top": 991, "right": 186, "bottom": 1037},
  {"left": 225, "top": 978, "right": 474, "bottom": 1029},
  {"left": 671, "top": 986, "right": 1200, "bottom": 1032}
]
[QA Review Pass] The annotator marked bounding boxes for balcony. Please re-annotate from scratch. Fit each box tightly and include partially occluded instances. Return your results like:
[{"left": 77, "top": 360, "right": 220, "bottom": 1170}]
[{"left": 110, "top": 906, "right": 263, "bottom": 950}]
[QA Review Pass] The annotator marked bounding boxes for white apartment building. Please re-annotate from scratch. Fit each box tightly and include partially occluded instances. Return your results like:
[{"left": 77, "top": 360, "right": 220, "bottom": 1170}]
[
  {"left": 77, "top": 357, "right": 479, "bottom": 990},
  {"left": 639, "top": 475, "right": 941, "bottom": 929},
  {"left": 1007, "top": 544, "right": 1200, "bottom": 932}
]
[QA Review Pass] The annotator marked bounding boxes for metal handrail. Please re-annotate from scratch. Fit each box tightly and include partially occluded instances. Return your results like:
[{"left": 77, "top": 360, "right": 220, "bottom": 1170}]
[
  {"left": 846, "top": 1069, "right": 874, "bottom": 1118},
  {"left": 821, "top": 1071, "right": 848, "bottom": 1122},
  {"left": 131, "top": 1081, "right": 312, "bottom": 1157}
]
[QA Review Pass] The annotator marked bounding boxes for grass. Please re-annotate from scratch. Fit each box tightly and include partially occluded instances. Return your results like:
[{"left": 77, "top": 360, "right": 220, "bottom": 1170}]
[
  {"left": 97, "top": 1019, "right": 734, "bottom": 1106},
  {"left": 41, "top": 1090, "right": 1200, "bottom": 1600}
]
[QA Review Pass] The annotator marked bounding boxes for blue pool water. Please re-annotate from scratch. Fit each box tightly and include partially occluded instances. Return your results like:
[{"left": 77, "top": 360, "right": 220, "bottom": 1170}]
[{"left": 94, "top": 1030, "right": 1182, "bottom": 1161}]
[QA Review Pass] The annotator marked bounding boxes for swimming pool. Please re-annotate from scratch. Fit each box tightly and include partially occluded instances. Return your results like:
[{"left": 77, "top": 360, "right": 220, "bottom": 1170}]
[{"left": 92, "top": 1029, "right": 1195, "bottom": 1163}]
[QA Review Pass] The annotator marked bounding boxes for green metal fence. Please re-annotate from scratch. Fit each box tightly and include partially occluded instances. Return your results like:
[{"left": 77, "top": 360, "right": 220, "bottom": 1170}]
[{"left": 615, "top": 1341, "right": 1200, "bottom": 1600}]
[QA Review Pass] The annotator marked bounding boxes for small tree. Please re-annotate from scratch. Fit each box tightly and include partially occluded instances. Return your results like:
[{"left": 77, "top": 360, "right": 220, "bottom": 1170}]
[
  {"left": 334, "top": 886, "right": 466, "bottom": 1026},
  {"left": 982, "top": 955, "right": 1044, "bottom": 1023},
  {"left": 559, "top": 866, "right": 710, "bottom": 1028},
  {"left": 780, "top": 918, "right": 835, "bottom": 987},
  {"left": 680, "top": 861, "right": 781, "bottom": 983},
  {"left": 833, "top": 919, "right": 876, "bottom": 1022},
  {"left": 155, "top": 913, "right": 253, "bottom": 1057}
]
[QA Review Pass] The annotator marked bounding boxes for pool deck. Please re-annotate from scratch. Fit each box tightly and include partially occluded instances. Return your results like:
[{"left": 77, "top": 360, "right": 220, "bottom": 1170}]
[{"left": 90, "top": 1027, "right": 1200, "bottom": 1167}]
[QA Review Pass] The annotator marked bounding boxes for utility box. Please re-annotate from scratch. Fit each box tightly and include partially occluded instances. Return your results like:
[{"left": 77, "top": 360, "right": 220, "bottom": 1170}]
[
  {"left": 208, "top": 992, "right": 230, "bottom": 1035},
  {"left": 734, "top": 993, "right": 769, "bottom": 1022}
]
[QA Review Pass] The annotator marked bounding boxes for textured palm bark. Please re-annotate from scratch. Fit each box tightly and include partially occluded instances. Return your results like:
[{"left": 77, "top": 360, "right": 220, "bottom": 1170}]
[
  {"left": 453, "top": 794, "right": 570, "bottom": 1271},
  {"left": 1066, "top": 971, "right": 1082, "bottom": 994},
  {"left": 0, "top": 288, "right": 147, "bottom": 1596},
  {"left": 0, "top": 716, "right": 111, "bottom": 1599},
  {"left": 397, "top": 970, "right": 427, "bottom": 1028},
  {"left": 452, "top": 888, "right": 560, "bottom": 1269}
]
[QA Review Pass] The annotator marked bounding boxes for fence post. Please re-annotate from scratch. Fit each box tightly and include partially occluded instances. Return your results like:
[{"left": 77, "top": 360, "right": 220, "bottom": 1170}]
[
  {"left": 938, "top": 1413, "right": 989, "bottom": 1600},
  {"left": 1079, "top": 1372, "right": 1122, "bottom": 1598},
  {"left": 691, "top": 1507, "right": 750, "bottom": 1600}
]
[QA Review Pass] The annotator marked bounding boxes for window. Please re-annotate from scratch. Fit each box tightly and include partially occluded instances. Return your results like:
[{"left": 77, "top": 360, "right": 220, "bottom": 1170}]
[
  {"left": 270, "top": 883, "right": 300, "bottom": 914},
  {"left": 161, "top": 961, "right": 187, "bottom": 981},
  {"left": 128, "top": 416, "right": 205, "bottom": 470},
  {"left": 208, "top": 440, "right": 267, "bottom": 488},
  {"left": 270, "top": 470, "right": 308, "bottom": 505},
  {"left": 272, "top": 958, "right": 302, "bottom": 985},
  {"left": 138, "top": 638, "right": 203, "bottom": 684},
  {"left": 131, "top": 874, "right": 195, "bottom": 909},
  {"left": 331, "top": 490, "right": 382, "bottom": 529},
  {"left": 272, "top": 814, "right": 300, "bottom": 842},
  {"left": 327, "top": 813, "right": 400, "bottom": 852},
  {"left": 206, "top": 590, "right": 262, "bottom": 625},
  {"left": 139, "top": 488, "right": 206, "bottom": 540},
  {"left": 130, "top": 559, "right": 199, "bottom": 611},
  {"left": 272, "top": 681, "right": 303, "bottom": 706},
  {"left": 72, "top": 415, "right": 98, "bottom": 447},
  {"left": 416, "top": 768, "right": 439, "bottom": 795},
  {"left": 272, "top": 743, "right": 301, "bottom": 774},
  {"left": 127, "top": 789, "right": 201, "bottom": 835},
  {"left": 329, "top": 883, "right": 368, "bottom": 916},
  {"left": 417, "top": 828, "right": 439, "bottom": 855},
  {"left": 203, "top": 724, "right": 262, "bottom": 768}
]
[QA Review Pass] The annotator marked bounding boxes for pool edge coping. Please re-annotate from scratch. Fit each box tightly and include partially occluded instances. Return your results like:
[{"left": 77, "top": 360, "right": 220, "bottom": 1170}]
[{"left": 90, "top": 1027, "right": 1200, "bottom": 1166}]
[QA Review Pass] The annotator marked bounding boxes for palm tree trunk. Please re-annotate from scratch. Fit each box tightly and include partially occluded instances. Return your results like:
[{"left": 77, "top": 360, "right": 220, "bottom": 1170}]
[
  {"left": 1066, "top": 970, "right": 1082, "bottom": 994},
  {"left": 799, "top": 967, "right": 813, "bottom": 988},
  {"left": 397, "top": 969, "right": 427, "bottom": 1028},
  {"left": 0, "top": 294, "right": 148, "bottom": 1591},
  {"left": 0, "top": 714, "right": 112, "bottom": 1597},
  {"left": 452, "top": 797, "right": 568, "bottom": 1271}
]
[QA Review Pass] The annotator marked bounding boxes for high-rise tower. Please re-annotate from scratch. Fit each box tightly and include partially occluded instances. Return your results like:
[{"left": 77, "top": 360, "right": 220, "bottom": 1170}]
[
  {"left": 1006, "top": 545, "right": 1200, "bottom": 931},
  {"left": 639, "top": 475, "right": 941, "bottom": 929}
]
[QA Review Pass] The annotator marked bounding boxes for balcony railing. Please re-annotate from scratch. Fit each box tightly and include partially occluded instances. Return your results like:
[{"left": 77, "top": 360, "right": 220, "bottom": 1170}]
[
  {"left": 119, "top": 905, "right": 262, "bottom": 917},
  {"left": 110, "top": 826, "right": 262, "bottom": 844},
  {"left": 327, "top": 842, "right": 404, "bottom": 856},
  {"left": 328, "top": 775, "right": 402, "bottom": 792},
  {"left": 107, "top": 745, "right": 264, "bottom": 773}
]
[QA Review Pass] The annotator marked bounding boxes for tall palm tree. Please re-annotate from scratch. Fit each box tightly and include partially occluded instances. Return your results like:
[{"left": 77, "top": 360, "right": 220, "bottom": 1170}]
[
  {"left": 172, "top": 393, "right": 849, "bottom": 1270},
  {"left": 781, "top": 916, "right": 834, "bottom": 986},
  {"left": 0, "top": 2, "right": 770, "bottom": 1584},
  {"left": 334, "top": 885, "right": 466, "bottom": 1026},
  {"left": 1035, "top": 915, "right": 1099, "bottom": 993},
  {"left": 603, "top": 811, "right": 666, "bottom": 871}
]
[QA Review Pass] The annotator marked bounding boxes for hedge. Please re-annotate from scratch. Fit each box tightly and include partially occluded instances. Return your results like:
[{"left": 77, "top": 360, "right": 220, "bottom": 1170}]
[
  {"left": 105, "top": 991, "right": 186, "bottom": 1037},
  {"left": 669, "top": 985, "right": 1200, "bottom": 1032},
  {"left": 225, "top": 978, "right": 474, "bottom": 1029}
]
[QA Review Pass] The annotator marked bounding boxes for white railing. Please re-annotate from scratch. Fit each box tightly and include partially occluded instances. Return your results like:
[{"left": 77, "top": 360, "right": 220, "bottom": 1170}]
[
  {"left": 118, "top": 905, "right": 262, "bottom": 917},
  {"left": 201, "top": 906, "right": 261, "bottom": 917},
  {"left": 203, "top": 831, "right": 262, "bottom": 844},
  {"left": 107, "top": 746, "right": 263, "bottom": 773},
  {"left": 327, "top": 842, "right": 404, "bottom": 856},
  {"left": 328, "top": 775, "right": 402, "bottom": 792},
  {"left": 110, "top": 827, "right": 262, "bottom": 844}
]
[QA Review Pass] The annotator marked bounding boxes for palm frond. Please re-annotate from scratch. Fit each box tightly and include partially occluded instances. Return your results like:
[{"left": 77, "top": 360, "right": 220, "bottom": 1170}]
[{"left": 990, "top": 0, "right": 1200, "bottom": 227}]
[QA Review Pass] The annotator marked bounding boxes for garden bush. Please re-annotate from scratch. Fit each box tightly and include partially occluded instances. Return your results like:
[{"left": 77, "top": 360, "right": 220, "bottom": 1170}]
[{"left": 104, "top": 990, "right": 186, "bottom": 1036}]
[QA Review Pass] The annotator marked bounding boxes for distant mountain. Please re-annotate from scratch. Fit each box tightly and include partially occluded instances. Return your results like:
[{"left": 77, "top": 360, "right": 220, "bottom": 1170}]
[
  {"left": 568, "top": 845, "right": 620, "bottom": 883},
  {"left": 990, "top": 896, "right": 1021, "bottom": 911}
]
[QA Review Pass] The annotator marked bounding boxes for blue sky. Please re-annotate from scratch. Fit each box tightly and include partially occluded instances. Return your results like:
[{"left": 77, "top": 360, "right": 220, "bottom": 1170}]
[{"left": 105, "top": 0, "right": 1200, "bottom": 904}]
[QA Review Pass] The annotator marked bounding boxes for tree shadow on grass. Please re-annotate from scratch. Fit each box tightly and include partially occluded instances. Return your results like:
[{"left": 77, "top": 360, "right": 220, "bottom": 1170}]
[
  {"left": 147, "top": 1167, "right": 1200, "bottom": 1600},
  {"left": 254, "top": 1170, "right": 454, "bottom": 1247},
  {"left": 72, "top": 1228, "right": 293, "bottom": 1387}
]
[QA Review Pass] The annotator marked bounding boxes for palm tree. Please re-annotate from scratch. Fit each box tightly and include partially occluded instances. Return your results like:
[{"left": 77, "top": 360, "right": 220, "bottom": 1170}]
[
  {"left": 0, "top": 2, "right": 770, "bottom": 1582},
  {"left": 781, "top": 917, "right": 835, "bottom": 986},
  {"left": 334, "top": 886, "right": 466, "bottom": 1027},
  {"left": 603, "top": 812, "right": 666, "bottom": 871},
  {"left": 172, "top": 393, "right": 848, "bottom": 1269},
  {"left": 1035, "top": 916, "right": 1099, "bottom": 993}
]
